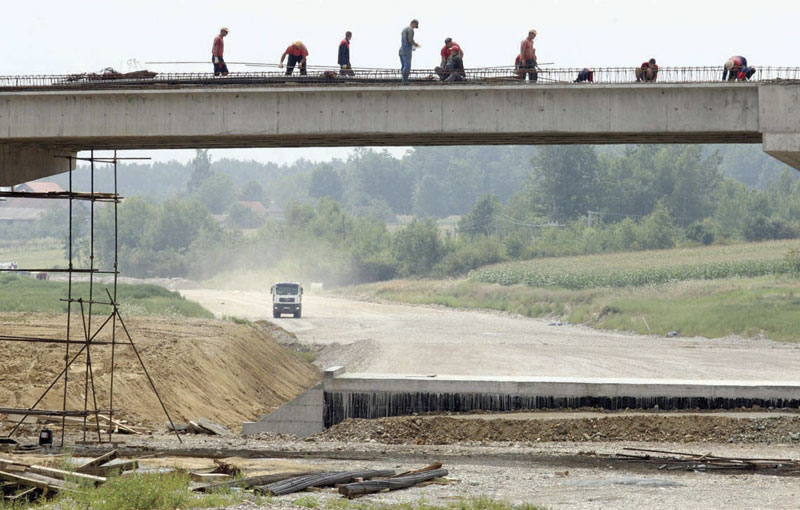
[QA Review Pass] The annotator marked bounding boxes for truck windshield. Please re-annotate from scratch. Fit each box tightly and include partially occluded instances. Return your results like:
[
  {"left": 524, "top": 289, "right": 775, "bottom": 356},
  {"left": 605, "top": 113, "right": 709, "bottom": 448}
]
[{"left": 275, "top": 284, "right": 300, "bottom": 295}]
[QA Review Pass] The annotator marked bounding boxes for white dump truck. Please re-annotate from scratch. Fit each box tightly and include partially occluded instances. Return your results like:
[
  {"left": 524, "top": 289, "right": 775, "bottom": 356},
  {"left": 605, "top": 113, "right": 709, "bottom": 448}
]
[{"left": 271, "top": 282, "right": 303, "bottom": 318}]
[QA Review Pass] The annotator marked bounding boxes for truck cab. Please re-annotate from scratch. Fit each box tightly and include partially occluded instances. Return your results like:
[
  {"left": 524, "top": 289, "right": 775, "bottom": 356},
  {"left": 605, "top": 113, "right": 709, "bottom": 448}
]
[{"left": 271, "top": 282, "right": 303, "bottom": 318}]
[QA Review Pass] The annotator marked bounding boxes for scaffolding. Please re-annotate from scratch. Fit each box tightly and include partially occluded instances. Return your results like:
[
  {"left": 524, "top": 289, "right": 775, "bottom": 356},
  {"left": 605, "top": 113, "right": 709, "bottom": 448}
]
[{"left": 0, "top": 151, "right": 181, "bottom": 445}]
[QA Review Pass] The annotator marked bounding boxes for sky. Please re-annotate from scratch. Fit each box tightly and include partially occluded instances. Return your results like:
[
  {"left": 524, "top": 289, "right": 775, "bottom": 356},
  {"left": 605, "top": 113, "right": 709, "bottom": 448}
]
[{"left": 7, "top": 0, "right": 798, "bottom": 165}]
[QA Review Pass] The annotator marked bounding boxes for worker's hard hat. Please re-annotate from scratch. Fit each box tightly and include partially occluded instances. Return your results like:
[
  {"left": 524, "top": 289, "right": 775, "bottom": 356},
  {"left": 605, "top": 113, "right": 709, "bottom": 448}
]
[
  {"left": 220, "top": 27, "right": 230, "bottom": 33},
  {"left": 724, "top": 60, "right": 734, "bottom": 70}
]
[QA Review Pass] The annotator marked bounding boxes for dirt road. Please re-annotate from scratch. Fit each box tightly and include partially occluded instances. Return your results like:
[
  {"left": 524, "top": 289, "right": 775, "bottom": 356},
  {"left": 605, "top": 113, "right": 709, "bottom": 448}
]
[{"left": 181, "top": 290, "right": 800, "bottom": 381}]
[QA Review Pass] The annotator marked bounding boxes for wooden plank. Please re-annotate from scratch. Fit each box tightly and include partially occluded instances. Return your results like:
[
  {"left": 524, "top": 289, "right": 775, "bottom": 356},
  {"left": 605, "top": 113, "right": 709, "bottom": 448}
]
[
  {"left": 5, "top": 487, "right": 39, "bottom": 501},
  {"left": 189, "top": 472, "right": 231, "bottom": 483},
  {"left": 0, "top": 471, "right": 58, "bottom": 492},
  {"left": 25, "top": 465, "right": 106, "bottom": 485},
  {"left": 76, "top": 450, "right": 118, "bottom": 472},
  {"left": 78, "top": 461, "right": 138, "bottom": 477}
]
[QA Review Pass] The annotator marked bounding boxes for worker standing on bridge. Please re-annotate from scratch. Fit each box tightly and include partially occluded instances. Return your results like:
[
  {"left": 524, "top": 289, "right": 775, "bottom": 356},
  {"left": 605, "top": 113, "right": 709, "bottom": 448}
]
[
  {"left": 212, "top": 27, "right": 229, "bottom": 76},
  {"left": 339, "top": 32, "right": 354, "bottom": 76},
  {"left": 280, "top": 41, "right": 309, "bottom": 76},
  {"left": 519, "top": 30, "right": 538, "bottom": 82},
  {"left": 436, "top": 38, "right": 465, "bottom": 81},
  {"left": 635, "top": 58, "right": 658, "bottom": 82},
  {"left": 723, "top": 56, "right": 756, "bottom": 81},
  {"left": 399, "top": 19, "right": 420, "bottom": 85}
]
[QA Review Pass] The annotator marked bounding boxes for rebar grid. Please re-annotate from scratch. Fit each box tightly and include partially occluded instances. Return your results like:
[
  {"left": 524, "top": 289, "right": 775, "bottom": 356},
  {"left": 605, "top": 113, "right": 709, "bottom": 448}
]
[{"left": 0, "top": 66, "right": 798, "bottom": 91}]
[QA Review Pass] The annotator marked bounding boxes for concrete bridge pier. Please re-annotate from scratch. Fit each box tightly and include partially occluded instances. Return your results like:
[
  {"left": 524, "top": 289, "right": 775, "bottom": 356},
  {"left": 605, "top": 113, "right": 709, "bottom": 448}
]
[
  {"left": 763, "top": 133, "right": 800, "bottom": 170},
  {"left": 760, "top": 85, "right": 800, "bottom": 171},
  {"left": 0, "top": 144, "right": 75, "bottom": 187}
]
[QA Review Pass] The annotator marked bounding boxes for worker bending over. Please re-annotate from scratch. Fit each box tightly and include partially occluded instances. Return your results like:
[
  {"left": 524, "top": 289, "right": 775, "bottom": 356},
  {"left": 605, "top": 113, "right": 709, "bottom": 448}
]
[
  {"left": 723, "top": 56, "right": 756, "bottom": 81},
  {"left": 211, "top": 27, "right": 229, "bottom": 76},
  {"left": 436, "top": 38, "right": 465, "bottom": 81},
  {"left": 280, "top": 41, "right": 309, "bottom": 76},
  {"left": 575, "top": 68, "right": 594, "bottom": 83},
  {"left": 338, "top": 31, "right": 354, "bottom": 76},
  {"left": 635, "top": 58, "right": 658, "bottom": 82}
]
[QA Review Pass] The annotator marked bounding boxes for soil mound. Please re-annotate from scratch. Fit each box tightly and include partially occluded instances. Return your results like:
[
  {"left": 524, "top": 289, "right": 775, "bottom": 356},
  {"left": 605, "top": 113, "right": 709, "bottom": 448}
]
[
  {"left": 323, "top": 414, "right": 800, "bottom": 444},
  {"left": 0, "top": 313, "right": 320, "bottom": 432}
]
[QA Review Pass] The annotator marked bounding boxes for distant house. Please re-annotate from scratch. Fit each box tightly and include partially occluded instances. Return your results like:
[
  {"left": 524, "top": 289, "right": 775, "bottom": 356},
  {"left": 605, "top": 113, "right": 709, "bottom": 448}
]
[
  {"left": 236, "top": 201, "right": 267, "bottom": 216},
  {"left": 0, "top": 181, "right": 66, "bottom": 225}
]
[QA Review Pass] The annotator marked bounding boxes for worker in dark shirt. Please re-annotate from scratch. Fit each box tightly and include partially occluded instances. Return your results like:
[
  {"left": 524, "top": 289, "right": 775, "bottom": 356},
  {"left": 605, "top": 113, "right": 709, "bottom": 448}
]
[
  {"left": 211, "top": 27, "right": 229, "bottom": 76},
  {"left": 338, "top": 31, "right": 354, "bottom": 76},
  {"left": 635, "top": 58, "right": 658, "bottom": 82},
  {"left": 279, "top": 41, "right": 309, "bottom": 76},
  {"left": 575, "top": 68, "right": 594, "bottom": 83}
]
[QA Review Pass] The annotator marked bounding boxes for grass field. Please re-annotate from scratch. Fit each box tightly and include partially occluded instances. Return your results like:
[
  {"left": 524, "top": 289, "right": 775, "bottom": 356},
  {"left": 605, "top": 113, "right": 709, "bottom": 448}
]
[
  {"left": 469, "top": 240, "right": 800, "bottom": 289},
  {"left": 0, "top": 238, "right": 67, "bottom": 269},
  {"left": 356, "top": 276, "right": 800, "bottom": 342},
  {"left": 0, "top": 274, "right": 213, "bottom": 318}
]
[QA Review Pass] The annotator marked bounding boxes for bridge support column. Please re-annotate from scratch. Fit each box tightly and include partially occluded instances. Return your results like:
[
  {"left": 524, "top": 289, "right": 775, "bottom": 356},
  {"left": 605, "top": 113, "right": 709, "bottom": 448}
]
[
  {"left": 0, "top": 144, "right": 75, "bottom": 186},
  {"left": 764, "top": 133, "right": 800, "bottom": 171}
]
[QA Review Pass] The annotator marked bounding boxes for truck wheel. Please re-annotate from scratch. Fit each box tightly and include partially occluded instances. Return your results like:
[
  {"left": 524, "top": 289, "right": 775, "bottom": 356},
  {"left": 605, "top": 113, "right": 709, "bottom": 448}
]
[
  {"left": 294, "top": 310, "right": 301, "bottom": 319},
  {"left": 273, "top": 311, "right": 280, "bottom": 318}
]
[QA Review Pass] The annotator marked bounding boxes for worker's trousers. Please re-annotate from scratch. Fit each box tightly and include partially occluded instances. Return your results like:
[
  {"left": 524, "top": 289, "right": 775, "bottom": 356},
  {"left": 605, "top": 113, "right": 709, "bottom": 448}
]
[
  {"left": 286, "top": 54, "right": 307, "bottom": 76},
  {"left": 399, "top": 52, "right": 412, "bottom": 83}
]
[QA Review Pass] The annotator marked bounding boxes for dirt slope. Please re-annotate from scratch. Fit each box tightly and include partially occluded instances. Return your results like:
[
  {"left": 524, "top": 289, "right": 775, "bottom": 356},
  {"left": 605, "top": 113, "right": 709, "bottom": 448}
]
[{"left": 0, "top": 312, "right": 320, "bottom": 431}]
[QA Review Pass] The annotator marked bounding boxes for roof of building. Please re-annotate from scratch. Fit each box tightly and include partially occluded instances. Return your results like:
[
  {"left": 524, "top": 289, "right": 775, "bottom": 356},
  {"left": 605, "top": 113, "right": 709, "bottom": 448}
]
[
  {"left": 0, "top": 207, "right": 46, "bottom": 221},
  {"left": 16, "top": 181, "right": 64, "bottom": 193},
  {"left": 237, "top": 201, "right": 267, "bottom": 215}
]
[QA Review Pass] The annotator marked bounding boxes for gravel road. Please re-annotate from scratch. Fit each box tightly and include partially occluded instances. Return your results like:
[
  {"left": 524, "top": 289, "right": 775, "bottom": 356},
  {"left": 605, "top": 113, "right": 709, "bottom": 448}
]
[{"left": 181, "top": 290, "right": 800, "bottom": 381}]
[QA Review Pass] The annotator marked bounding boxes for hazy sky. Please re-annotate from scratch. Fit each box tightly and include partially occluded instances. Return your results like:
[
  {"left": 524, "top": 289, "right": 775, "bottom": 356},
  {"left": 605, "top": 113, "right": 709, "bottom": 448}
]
[{"left": 8, "top": 0, "right": 797, "bottom": 164}]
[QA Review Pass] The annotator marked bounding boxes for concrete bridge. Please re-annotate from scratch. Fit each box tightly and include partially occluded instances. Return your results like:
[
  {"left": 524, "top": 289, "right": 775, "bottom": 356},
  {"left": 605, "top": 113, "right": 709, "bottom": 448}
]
[{"left": 1, "top": 81, "right": 799, "bottom": 186}]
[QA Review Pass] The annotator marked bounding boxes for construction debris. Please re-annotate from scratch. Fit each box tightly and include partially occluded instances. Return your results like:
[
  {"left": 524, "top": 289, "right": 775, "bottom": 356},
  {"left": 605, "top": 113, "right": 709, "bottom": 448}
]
[{"left": 608, "top": 448, "right": 800, "bottom": 476}]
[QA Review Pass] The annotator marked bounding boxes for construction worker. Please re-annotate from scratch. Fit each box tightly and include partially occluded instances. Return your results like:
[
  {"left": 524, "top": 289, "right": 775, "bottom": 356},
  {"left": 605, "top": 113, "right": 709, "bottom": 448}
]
[
  {"left": 635, "top": 58, "right": 659, "bottom": 82},
  {"left": 338, "top": 31, "right": 354, "bottom": 76},
  {"left": 514, "top": 54, "right": 524, "bottom": 79},
  {"left": 212, "top": 27, "right": 229, "bottom": 76},
  {"left": 723, "top": 56, "right": 756, "bottom": 81},
  {"left": 436, "top": 38, "right": 465, "bottom": 81},
  {"left": 575, "top": 68, "right": 594, "bottom": 83},
  {"left": 279, "top": 41, "right": 309, "bottom": 76},
  {"left": 519, "top": 29, "right": 538, "bottom": 82},
  {"left": 399, "top": 19, "right": 420, "bottom": 85}
]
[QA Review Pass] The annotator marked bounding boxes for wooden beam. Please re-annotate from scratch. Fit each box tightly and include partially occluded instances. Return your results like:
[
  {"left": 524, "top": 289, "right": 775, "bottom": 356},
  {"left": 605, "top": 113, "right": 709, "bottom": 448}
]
[{"left": 76, "top": 450, "right": 118, "bottom": 472}]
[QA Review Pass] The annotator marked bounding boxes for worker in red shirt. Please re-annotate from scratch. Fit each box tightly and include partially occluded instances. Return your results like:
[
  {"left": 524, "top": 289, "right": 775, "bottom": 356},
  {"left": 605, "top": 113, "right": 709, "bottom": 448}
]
[
  {"left": 635, "top": 58, "right": 658, "bottom": 82},
  {"left": 723, "top": 56, "right": 756, "bottom": 81},
  {"left": 436, "top": 38, "right": 465, "bottom": 81},
  {"left": 338, "top": 31, "right": 354, "bottom": 76},
  {"left": 519, "top": 29, "right": 538, "bottom": 82},
  {"left": 279, "top": 41, "right": 309, "bottom": 76},
  {"left": 211, "top": 27, "right": 229, "bottom": 76}
]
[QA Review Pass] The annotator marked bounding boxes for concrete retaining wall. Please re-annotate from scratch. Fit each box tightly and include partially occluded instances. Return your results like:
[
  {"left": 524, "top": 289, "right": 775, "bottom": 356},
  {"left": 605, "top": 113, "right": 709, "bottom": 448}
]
[{"left": 242, "top": 367, "right": 800, "bottom": 436}]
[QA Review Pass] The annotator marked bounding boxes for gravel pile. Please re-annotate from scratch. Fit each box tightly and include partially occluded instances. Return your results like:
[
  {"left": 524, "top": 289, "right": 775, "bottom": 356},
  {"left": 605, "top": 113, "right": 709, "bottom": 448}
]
[{"left": 323, "top": 414, "right": 800, "bottom": 444}]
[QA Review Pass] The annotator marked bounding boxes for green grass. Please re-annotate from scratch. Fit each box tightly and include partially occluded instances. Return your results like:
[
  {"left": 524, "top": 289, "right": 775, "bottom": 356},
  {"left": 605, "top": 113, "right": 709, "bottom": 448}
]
[
  {"left": 1, "top": 471, "right": 545, "bottom": 510},
  {"left": 0, "top": 238, "right": 67, "bottom": 269},
  {"left": 470, "top": 240, "right": 800, "bottom": 289},
  {"left": 354, "top": 276, "right": 800, "bottom": 342},
  {"left": 0, "top": 274, "right": 213, "bottom": 318}
]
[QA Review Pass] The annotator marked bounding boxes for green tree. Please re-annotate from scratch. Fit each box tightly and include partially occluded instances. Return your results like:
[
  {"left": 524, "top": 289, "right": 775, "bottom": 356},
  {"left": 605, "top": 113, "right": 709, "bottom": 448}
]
[
  {"left": 308, "top": 165, "right": 343, "bottom": 202},
  {"left": 531, "top": 146, "right": 600, "bottom": 221},
  {"left": 187, "top": 149, "right": 212, "bottom": 192},
  {"left": 412, "top": 174, "right": 449, "bottom": 217},
  {"left": 192, "top": 173, "right": 236, "bottom": 214},
  {"left": 458, "top": 194, "right": 500, "bottom": 237},
  {"left": 392, "top": 218, "right": 444, "bottom": 276}
]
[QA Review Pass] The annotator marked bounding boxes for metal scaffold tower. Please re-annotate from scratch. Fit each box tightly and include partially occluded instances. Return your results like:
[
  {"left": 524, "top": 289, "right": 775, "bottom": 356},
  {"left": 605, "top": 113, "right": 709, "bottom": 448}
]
[{"left": 0, "top": 151, "right": 181, "bottom": 445}]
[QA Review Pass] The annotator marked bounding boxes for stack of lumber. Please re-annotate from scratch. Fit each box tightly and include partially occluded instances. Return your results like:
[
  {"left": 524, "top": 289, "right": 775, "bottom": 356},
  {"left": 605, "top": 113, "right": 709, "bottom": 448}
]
[{"left": 0, "top": 450, "right": 138, "bottom": 502}]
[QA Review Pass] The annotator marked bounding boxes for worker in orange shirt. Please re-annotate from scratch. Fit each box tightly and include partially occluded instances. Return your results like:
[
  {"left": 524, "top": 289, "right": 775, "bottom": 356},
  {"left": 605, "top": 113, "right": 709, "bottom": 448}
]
[
  {"left": 211, "top": 27, "right": 229, "bottom": 76},
  {"left": 279, "top": 41, "right": 309, "bottom": 76}
]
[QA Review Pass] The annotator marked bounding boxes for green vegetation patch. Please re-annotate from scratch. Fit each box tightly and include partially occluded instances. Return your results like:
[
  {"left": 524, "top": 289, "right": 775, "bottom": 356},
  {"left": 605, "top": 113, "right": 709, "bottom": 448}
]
[
  {"left": 469, "top": 241, "right": 800, "bottom": 289},
  {"left": 0, "top": 274, "right": 213, "bottom": 318},
  {"left": 360, "top": 277, "right": 800, "bottom": 342}
]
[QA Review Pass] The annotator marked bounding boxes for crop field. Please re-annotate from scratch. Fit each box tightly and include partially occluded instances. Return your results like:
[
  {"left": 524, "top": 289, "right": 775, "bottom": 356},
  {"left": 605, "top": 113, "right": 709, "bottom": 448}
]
[{"left": 469, "top": 240, "right": 800, "bottom": 289}]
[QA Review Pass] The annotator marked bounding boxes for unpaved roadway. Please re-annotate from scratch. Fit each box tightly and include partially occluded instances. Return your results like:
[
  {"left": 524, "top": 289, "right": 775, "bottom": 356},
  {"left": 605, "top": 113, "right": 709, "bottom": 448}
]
[{"left": 181, "top": 290, "right": 800, "bottom": 380}]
